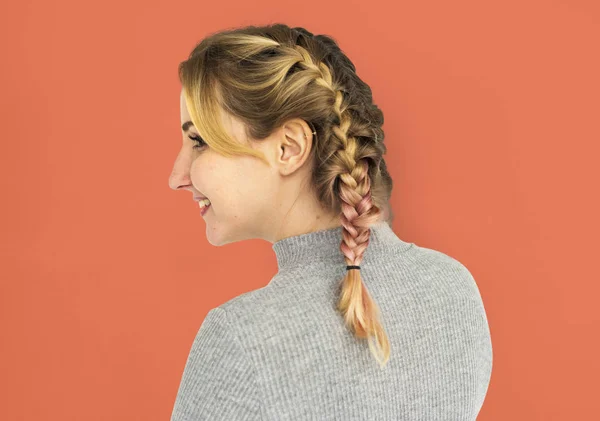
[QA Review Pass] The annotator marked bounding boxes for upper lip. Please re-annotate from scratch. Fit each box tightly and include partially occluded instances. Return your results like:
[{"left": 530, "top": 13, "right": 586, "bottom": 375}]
[{"left": 193, "top": 195, "right": 208, "bottom": 201}]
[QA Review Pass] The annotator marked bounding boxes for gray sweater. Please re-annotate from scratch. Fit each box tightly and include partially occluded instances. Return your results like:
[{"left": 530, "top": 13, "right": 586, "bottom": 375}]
[{"left": 171, "top": 221, "right": 493, "bottom": 420}]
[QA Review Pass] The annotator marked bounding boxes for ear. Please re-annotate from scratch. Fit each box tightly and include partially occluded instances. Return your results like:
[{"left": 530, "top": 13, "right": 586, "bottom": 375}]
[{"left": 278, "top": 119, "right": 314, "bottom": 176}]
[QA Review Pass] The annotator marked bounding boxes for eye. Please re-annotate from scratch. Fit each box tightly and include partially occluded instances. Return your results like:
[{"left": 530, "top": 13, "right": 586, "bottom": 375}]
[{"left": 188, "top": 134, "right": 207, "bottom": 150}]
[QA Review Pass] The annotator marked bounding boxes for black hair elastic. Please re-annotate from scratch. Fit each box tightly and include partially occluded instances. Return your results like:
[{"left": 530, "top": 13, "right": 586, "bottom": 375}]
[{"left": 346, "top": 265, "right": 361, "bottom": 270}]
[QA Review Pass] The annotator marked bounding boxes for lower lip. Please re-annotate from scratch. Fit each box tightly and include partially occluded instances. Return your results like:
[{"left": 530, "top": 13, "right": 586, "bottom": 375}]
[{"left": 199, "top": 203, "right": 211, "bottom": 216}]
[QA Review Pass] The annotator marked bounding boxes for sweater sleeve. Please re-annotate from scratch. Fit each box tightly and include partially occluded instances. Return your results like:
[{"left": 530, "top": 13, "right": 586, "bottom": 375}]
[{"left": 171, "top": 307, "right": 261, "bottom": 421}]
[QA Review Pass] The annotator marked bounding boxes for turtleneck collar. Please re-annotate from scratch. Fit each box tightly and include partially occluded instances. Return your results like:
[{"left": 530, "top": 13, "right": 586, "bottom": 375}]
[{"left": 272, "top": 221, "right": 410, "bottom": 272}]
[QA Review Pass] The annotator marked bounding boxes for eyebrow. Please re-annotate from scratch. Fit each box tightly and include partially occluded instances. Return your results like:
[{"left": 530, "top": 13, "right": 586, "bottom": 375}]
[{"left": 181, "top": 121, "right": 195, "bottom": 132}]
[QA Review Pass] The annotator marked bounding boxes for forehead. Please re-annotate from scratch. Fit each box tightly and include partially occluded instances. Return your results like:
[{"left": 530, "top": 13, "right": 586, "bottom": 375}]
[{"left": 180, "top": 89, "right": 191, "bottom": 121}]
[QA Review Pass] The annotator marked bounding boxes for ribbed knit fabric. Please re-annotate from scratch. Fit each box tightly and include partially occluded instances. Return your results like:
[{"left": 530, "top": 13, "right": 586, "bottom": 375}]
[{"left": 171, "top": 221, "right": 493, "bottom": 420}]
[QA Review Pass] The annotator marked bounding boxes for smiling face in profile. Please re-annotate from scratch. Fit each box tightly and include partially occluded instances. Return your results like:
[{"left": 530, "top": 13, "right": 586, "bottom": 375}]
[
  {"left": 168, "top": 88, "right": 279, "bottom": 245},
  {"left": 169, "top": 88, "right": 340, "bottom": 246}
]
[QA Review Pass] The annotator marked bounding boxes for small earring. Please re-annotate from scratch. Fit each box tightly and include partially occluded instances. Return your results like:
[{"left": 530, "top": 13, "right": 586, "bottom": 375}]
[{"left": 304, "top": 131, "right": 317, "bottom": 138}]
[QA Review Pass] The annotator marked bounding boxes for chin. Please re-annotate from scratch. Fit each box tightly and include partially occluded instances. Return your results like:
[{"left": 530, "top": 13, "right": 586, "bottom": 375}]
[
  {"left": 205, "top": 220, "right": 257, "bottom": 246},
  {"left": 205, "top": 223, "right": 236, "bottom": 247},
  {"left": 205, "top": 227, "right": 226, "bottom": 246}
]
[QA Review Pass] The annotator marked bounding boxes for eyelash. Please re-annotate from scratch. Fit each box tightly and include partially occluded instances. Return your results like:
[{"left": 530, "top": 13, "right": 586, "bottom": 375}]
[{"left": 188, "top": 135, "right": 207, "bottom": 150}]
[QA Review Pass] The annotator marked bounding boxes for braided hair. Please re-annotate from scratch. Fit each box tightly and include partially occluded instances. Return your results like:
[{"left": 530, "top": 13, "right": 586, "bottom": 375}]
[{"left": 179, "top": 24, "right": 395, "bottom": 368}]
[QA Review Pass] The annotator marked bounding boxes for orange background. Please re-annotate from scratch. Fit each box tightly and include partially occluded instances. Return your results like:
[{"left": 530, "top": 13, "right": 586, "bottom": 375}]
[{"left": 1, "top": 0, "right": 599, "bottom": 419}]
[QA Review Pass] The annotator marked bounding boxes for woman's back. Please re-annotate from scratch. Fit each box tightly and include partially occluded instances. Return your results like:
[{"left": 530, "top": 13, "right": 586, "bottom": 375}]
[{"left": 171, "top": 221, "right": 493, "bottom": 420}]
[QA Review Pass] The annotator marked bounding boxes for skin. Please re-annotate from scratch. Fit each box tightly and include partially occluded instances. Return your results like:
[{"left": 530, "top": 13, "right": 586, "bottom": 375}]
[{"left": 169, "top": 88, "right": 343, "bottom": 246}]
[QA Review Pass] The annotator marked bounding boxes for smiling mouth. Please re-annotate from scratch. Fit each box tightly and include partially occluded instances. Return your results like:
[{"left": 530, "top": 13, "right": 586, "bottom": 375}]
[{"left": 199, "top": 200, "right": 211, "bottom": 215}]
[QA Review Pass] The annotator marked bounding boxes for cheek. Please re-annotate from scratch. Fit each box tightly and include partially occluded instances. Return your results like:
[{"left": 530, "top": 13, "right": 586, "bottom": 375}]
[
  {"left": 190, "top": 154, "right": 274, "bottom": 211},
  {"left": 237, "top": 163, "right": 275, "bottom": 204},
  {"left": 223, "top": 162, "right": 271, "bottom": 210},
  {"left": 189, "top": 157, "right": 242, "bottom": 204},
  {"left": 189, "top": 156, "right": 213, "bottom": 194}
]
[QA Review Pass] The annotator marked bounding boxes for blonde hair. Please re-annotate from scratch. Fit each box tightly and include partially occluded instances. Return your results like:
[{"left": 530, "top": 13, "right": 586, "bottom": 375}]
[{"left": 179, "top": 24, "right": 396, "bottom": 368}]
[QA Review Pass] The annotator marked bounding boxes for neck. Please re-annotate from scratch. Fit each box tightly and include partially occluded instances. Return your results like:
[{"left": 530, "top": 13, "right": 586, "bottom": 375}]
[{"left": 271, "top": 220, "right": 409, "bottom": 272}]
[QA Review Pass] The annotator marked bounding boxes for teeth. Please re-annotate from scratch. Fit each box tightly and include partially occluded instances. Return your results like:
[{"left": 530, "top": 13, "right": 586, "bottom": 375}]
[{"left": 198, "top": 198, "right": 211, "bottom": 208}]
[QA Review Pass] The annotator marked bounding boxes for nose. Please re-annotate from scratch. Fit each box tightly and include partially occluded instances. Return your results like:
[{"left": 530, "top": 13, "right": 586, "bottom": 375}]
[
  {"left": 169, "top": 172, "right": 192, "bottom": 192},
  {"left": 168, "top": 148, "right": 193, "bottom": 191}
]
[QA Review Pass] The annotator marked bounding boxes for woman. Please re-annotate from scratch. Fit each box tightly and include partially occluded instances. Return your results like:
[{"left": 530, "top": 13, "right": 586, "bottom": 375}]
[{"left": 168, "top": 24, "right": 492, "bottom": 420}]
